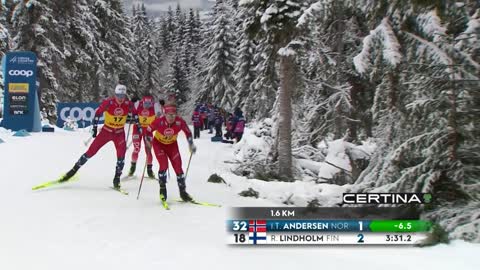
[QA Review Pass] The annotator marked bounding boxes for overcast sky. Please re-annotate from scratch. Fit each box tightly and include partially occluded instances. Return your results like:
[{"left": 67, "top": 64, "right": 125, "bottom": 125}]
[{"left": 124, "top": 0, "right": 214, "bottom": 15}]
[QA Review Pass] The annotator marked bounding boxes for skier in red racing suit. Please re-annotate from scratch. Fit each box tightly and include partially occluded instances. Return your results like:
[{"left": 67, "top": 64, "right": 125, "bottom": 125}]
[{"left": 146, "top": 104, "right": 197, "bottom": 202}]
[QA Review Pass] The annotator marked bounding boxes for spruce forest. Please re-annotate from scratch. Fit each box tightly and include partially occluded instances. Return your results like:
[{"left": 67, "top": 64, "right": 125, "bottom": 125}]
[{"left": 0, "top": 0, "right": 479, "bottom": 242}]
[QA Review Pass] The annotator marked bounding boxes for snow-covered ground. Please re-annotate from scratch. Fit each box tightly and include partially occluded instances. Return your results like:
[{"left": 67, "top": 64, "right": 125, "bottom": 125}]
[{"left": 0, "top": 127, "right": 479, "bottom": 270}]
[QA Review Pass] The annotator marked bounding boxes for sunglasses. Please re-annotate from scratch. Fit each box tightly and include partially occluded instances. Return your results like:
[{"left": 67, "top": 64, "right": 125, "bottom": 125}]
[
  {"left": 144, "top": 101, "right": 152, "bottom": 107},
  {"left": 115, "top": 94, "right": 126, "bottom": 99}
]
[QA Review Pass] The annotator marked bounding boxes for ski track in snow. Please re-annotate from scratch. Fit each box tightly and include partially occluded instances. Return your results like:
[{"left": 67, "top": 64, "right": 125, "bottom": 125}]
[{"left": 0, "top": 128, "right": 478, "bottom": 270}]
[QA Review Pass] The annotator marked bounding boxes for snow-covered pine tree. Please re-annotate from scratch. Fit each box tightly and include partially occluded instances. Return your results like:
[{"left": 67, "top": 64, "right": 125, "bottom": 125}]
[
  {"left": 184, "top": 8, "right": 201, "bottom": 75},
  {"left": 130, "top": 4, "right": 137, "bottom": 31},
  {"left": 242, "top": 0, "right": 308, "bottom": 180},
  {"left": 243, "top": 36, "right": 277, "bottom": 120},
  {"left": 232, "top": 4, "right": 256, "bottom": 111},
  {"left": 352, "top": 1, "right": 480, "bottom": 210},
  {"left": 0, "top": 3, "right": 9, "bottom": 58},
  {"left": 173, "top": 4, "right": 185, "bottom": 49},
  {"left": 166, "top": 5, "right": 175, "bottom": 47},
  {"left": 195, "top": 9, "right": 202, "bottom": 45},
  {"left": 132, "top": 3, "right": 148, "bottom": 44},
  {"left": 10, "top": 0, "right": 63, "bottom": 122},
  {"left": 91, "top": 0, "right": 137, "bottom": 98},
  {"left": 197, "top": 0, "right": 236, "bottom": 109},
  {"left": 0, "top": 4, "right": 9, "bottom": 118},
  {"left": 166, "top": 51, "right": 189, "bottom": 105},
  {"left": 297, "top": 0, "right": 369, "bottom": 144},
  {"left": 158, "top": 16, "right": 172, "bottom": 53},
  {"left": 131, "top": 3, "right": 161, "bottom": 94}
]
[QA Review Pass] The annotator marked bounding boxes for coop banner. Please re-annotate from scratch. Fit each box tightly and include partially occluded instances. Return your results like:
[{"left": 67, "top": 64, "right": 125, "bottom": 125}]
[
  {"left": 56, "top": 102, "right": 103, "bottom": 128},
  {"left": 1, "top": 51, "right": 41, "bottom": 131}
]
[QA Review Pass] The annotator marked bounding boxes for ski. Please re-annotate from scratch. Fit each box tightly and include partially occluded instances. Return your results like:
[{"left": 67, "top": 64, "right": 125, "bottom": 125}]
[
  {"left": 32, "top": 175, "right": 79, "bottom": 190},
  {"left": 111, "top": 187, "right": 129, "bottom": 195},
  {"left": 160, "top": 194, "right": 170, "bottom": 210},
  {"left": 122, "top": 175, "right": 156, "bottom": 181},
  {"left": 174, "top": 199, "right": 221, "bottom": 207},
  {"left": 121, "top": 175, "right": 136, "bottom": 181}
]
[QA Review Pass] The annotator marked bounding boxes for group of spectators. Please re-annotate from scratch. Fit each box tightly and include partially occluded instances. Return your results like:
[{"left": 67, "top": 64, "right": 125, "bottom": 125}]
[{"left": 191, "top": 104, "right": 246, "bottom": 143}]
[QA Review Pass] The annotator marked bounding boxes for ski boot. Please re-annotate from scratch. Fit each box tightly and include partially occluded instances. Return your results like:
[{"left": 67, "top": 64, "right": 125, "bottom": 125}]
[
  {"left": 158, "top": 170, "right": 167, "bottom": 201},
  {"left": 113, "top": 158, "right": 125, "bottom": 189},
  {"left": 177, "top": 174, "right": 193, "bottom": 202},
  {"left": 128, "top": 162, "right": 136, "bottom": 176},
  {"left": 147, "top": 164, "right": 155, "bottom": 179},
  {"left": 113, "top": 176, "right": 121, "bottom": 189},
  {"left": 60, "top": 154, "right": 89, "bottom": 182}
]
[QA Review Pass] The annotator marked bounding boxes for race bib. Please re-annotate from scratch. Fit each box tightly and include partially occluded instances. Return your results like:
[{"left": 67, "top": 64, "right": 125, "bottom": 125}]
[
  {"left": 154, "top": 128, "right": 178, "bottom": 144},
  {"left": 104, "top": 111, "right": 127, "bottom": 128},
  {"left": 139, "top": 115, "right": 155, "bottom": 127}
]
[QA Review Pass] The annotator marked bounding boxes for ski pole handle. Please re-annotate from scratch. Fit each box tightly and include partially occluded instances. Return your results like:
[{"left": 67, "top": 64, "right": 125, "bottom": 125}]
[
  {"left": 126, "top": 140, "right": 133, "bottom": 150},
  {"left": 83, "top": 136, "right": 93, "bottom": 146}
]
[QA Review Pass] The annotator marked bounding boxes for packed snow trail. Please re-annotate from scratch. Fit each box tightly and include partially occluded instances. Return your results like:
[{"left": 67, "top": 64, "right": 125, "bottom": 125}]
[{"left": 0, "top": 128, "right": 478, "bottom": 270}]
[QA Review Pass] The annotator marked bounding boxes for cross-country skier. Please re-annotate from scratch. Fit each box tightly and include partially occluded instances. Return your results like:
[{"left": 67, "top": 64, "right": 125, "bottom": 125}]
[
  {"left": 128, "top": 93, "right": 158, "bottom": 178},
  {"left": 59, "top": 84, "right": 141, "bottom": 189},
  {"left": 146, "top": 104, "right": 197, "bottom": 202}
]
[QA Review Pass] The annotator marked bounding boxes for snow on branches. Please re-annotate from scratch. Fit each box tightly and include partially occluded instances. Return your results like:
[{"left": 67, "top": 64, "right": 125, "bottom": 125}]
[{"left": 353, "top": 18, "right": 402, "bottom": 74}]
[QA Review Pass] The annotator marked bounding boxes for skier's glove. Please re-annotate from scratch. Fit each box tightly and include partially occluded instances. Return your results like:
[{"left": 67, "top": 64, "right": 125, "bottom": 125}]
[
  {"left": 189, "top": 143, "right": 197, "bottom": 154},
  {"left": 188, "top": 137, "right": 196, "bottom": 154},
  {"left": 145, "top": 136, "right": 153, "bottom": 149},
  {"left": 92, "top": 125, "right": 98, "bottom": 138}
]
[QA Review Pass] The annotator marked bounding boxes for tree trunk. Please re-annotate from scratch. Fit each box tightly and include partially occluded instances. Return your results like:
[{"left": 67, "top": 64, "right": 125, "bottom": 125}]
[
  {"left": 277, "top": 54, "right": 294, "bottom": 180},
  {"left": 447, "top": 69, "right": 458, "bottom": 161},
  {"left": 346, "top": 76, "right": 360, "bottom": 143},
  {"left": 333, "top": 1, "right": 346, "bottom": 140}
]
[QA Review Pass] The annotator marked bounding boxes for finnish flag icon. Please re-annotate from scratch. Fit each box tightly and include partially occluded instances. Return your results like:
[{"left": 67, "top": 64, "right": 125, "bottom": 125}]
[{"left": 248, "top": 220, "right": 267, "bottom": 244}]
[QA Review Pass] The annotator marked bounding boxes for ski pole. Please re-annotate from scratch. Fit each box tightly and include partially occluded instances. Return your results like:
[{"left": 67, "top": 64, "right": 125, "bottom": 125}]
[
  {"left": 125, "top": 123, "right": 132, "bottom": 148},
  {"left": 185, "top": 151, "right": 193, "bottom": 181},
  {"left": 136, "top": 162, "right": 148, "bottom": 200},
  {"left": 83, "top": 125, "right": 94, "bottom": 146},
  {"left": 167, "top": 165, "right": 171, "bottom": 180},
  {"left": 137, "top": 137, "right": 153, "bottom": 199}
]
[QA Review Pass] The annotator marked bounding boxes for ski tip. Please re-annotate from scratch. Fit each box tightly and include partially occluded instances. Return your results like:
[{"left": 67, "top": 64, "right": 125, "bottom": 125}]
[
  {"left": 174, "top": 199, "right": 222, "bottom": 207},
  {"left": 111, "top": 187, "right": 129, "bottom": 195},
  {"left": 161, "top": 202, "right": 170, "bottom": 210}
]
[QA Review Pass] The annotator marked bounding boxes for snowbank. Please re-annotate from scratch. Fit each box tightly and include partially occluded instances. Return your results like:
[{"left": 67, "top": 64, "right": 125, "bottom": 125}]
[{"left": 317, "top": 139, "right": 376, "bottom": 183}]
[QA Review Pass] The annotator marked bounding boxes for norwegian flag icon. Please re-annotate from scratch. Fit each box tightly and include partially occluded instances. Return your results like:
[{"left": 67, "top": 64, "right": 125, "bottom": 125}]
[{"left": 248, "top": 220, "right": 267, "bottom": 244}]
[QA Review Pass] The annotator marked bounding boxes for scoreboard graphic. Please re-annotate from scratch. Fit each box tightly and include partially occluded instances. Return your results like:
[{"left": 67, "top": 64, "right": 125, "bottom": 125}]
[{"left": 227, "top": 207, "right": 432, "bottom": 245}]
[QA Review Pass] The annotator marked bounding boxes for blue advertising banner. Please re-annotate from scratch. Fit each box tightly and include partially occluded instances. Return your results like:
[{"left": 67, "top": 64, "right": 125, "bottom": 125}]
[
  {"left": 1, "top": 51, "right": 41, "bottom": 132},
  {"left": 56, "top": 102, "right": 104, "bottom": 128}
]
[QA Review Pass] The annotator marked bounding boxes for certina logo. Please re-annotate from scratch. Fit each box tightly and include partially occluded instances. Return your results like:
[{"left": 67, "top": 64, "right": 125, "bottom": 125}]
[
  {"left": 164, "top": 128, "right": 174, "bottom": 136},
  {"left": 9, "top": 70, "right": 34, "bottom": 77},
  {"left": 342, "top": 193, "right": 432, "bottom": 204},
  {"left": 114, "top": 107, "right": 124, "bottom": 116}
]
